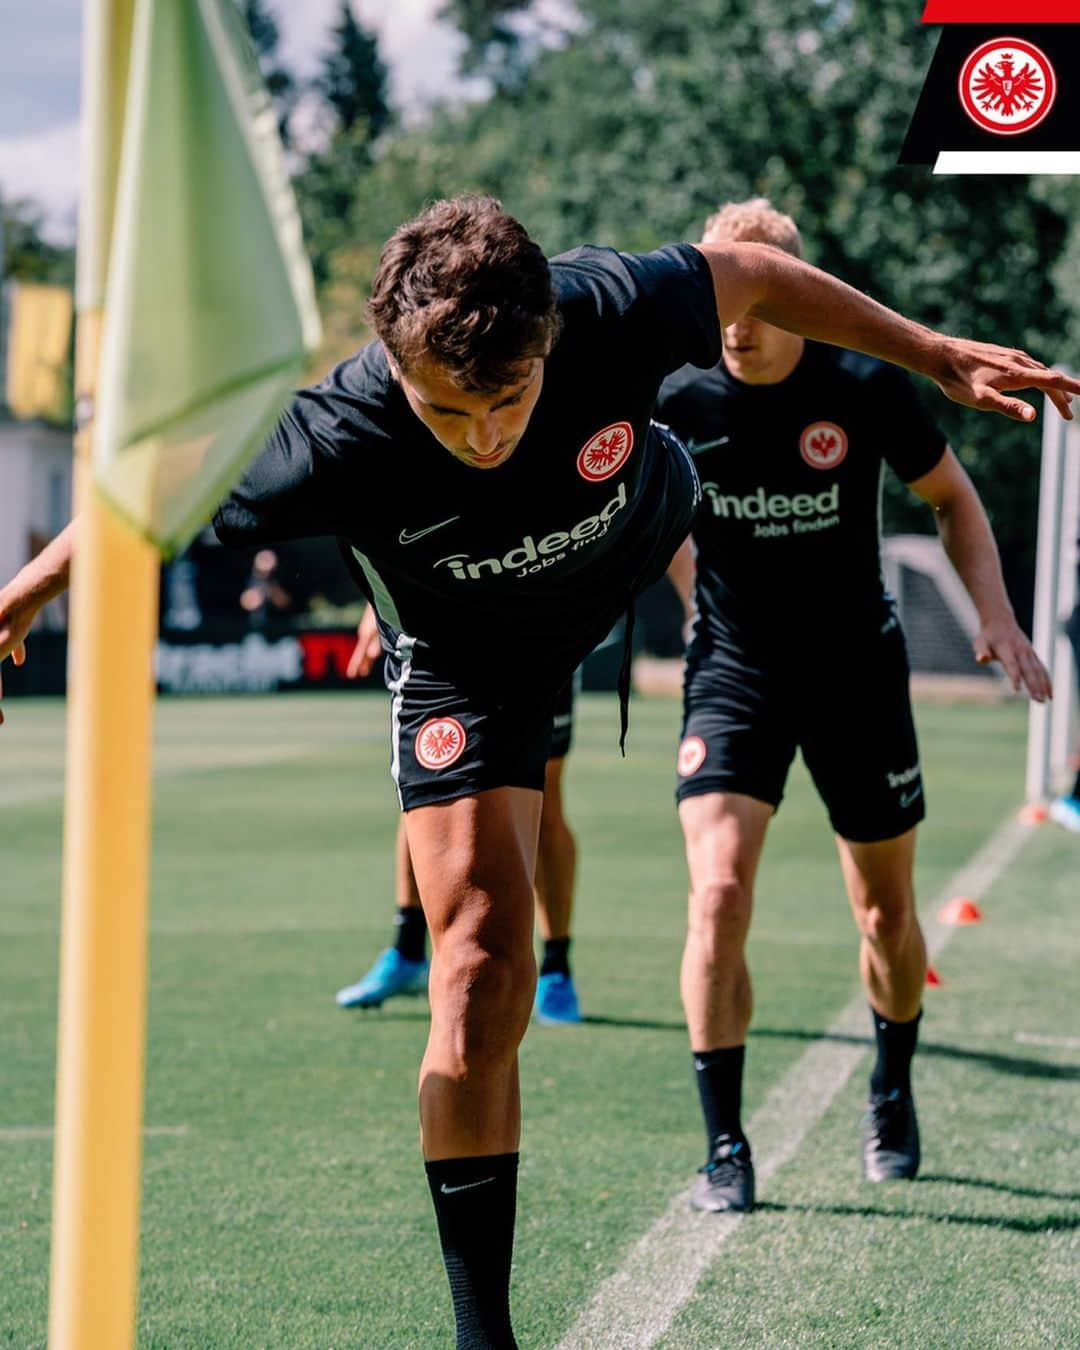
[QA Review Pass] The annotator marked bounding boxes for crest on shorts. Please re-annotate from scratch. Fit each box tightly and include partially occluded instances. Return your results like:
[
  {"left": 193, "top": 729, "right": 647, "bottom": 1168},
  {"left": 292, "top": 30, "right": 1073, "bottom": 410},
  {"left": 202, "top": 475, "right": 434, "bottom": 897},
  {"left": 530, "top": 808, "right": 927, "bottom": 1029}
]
[
  {"left": 577, "top": 422, "right": 634, "bottom": 482},
  {"left": 677, "top": 736, "right": 707, "bottom": 777},
  {"left": 799, "top": 422, "right": 848, "bottom": 470},
  {"left": 959, "top": 38, "right": 1056, "bottom": 136},
  {"left": 415, "top": 717, "right": 467, "bottom": 770}
]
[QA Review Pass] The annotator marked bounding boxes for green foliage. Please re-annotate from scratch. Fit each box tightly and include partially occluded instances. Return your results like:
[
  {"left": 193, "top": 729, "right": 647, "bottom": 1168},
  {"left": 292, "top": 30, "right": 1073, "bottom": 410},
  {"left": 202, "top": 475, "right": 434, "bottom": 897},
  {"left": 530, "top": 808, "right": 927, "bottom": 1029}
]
[
  {"left": 437, "top": 0, "right": 534, "bottom": 86},
  {"left": 1, "top": 199, "right": 74, "bottom": 286},
  {"left": 316, "top": 0, "right": 391, "bottom": 139},
  {"left": 238, "top": 0, "right": 297, "bottom": 144}
]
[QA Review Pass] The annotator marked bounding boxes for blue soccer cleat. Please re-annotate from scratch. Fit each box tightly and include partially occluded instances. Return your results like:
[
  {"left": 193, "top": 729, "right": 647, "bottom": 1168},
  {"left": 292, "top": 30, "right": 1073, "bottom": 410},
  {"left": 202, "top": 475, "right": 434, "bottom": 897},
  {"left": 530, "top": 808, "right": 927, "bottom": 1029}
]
[
  {"left": 535, "top": 971, "right": 582, "bottom": 1025},
  {"left": 335, "top": 948, "right": 429, "bottom": 1009},
  {"left": 1049, "top": 795, "right": 1080, "bottom": 834}
]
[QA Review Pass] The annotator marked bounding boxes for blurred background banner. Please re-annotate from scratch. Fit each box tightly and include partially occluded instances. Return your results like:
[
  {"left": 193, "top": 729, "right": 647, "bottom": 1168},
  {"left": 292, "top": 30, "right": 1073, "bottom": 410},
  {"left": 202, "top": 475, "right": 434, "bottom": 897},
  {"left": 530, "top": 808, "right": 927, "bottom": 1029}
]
[
  {"left": 92, "top": 0, "right": 321, "bottom": 555},
  {"left": 5, "top": 282, "right": 74, "bottom": 423}
]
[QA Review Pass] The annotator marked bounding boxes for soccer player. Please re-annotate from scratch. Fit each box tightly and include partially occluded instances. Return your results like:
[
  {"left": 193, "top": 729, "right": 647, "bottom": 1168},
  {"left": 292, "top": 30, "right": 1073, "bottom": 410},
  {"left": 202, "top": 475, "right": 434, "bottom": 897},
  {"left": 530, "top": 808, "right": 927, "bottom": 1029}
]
[
  {"left": 336, "top": 606, "right": 582, "bottom": 1023},
  {"left": 657, "top": 199, "right": 1054, "bottom": 1215},
  {"left": 1, "top": 196, "right": 1074, "bottom": 1348}
]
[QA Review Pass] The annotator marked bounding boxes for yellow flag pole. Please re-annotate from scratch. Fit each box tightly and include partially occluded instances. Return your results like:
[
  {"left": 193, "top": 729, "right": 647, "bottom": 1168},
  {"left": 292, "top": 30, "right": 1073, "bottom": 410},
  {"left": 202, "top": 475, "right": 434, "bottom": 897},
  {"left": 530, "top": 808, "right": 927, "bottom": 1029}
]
[{"left": 48, "top": 1, "right": 161, "bottom": 1345}]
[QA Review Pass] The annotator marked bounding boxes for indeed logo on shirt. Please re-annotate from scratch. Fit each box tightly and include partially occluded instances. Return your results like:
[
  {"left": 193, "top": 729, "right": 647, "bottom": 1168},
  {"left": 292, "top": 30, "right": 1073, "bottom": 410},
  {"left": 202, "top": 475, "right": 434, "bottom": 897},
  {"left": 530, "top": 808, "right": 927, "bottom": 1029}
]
[
  {"left": 435, "top": 483, "right": 628, "bottom": 581},
  {"left": 701, "top": 482, "right": 840, "bottom": 539}
]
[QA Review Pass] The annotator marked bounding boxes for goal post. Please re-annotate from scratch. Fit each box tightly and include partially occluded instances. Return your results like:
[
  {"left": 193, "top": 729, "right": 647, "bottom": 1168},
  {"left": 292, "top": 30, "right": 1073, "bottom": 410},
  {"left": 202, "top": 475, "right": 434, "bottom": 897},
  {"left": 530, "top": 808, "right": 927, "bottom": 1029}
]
[{"left": 1025, "top": 393, "right": 1080, "bottom": 805}]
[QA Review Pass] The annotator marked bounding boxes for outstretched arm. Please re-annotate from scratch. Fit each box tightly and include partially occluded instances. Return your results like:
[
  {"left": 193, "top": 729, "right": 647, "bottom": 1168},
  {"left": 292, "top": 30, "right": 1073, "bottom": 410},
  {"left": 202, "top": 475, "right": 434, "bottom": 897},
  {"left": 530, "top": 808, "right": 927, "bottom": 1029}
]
[
  {"left": 0, "top": 522, "right": 76, "bottom": 725},
  {"left": 907, "top": 449, "right": 1051, "bottom": 701},
  {"left": 698, "top": 242, "right": 1079, "bottom": 424}
]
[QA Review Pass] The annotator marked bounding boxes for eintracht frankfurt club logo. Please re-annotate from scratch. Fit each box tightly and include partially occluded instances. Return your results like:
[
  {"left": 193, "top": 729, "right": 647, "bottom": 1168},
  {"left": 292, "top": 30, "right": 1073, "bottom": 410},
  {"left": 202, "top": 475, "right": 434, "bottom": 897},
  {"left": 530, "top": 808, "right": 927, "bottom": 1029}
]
[
  {"left": 577, "top": 422, "right": 634, "bottom": 482},
  {"left": 677, "top": 736, "right": 707, "bottom": 777},
  {"left": 415, "top": 717, "right": 467, "bottom": 770},
  {"left": 959, "top": 38, "right": 1057, "bottom": 137},
  {"left": 799, "top": 422, "right": 848, "bottom": 470}
]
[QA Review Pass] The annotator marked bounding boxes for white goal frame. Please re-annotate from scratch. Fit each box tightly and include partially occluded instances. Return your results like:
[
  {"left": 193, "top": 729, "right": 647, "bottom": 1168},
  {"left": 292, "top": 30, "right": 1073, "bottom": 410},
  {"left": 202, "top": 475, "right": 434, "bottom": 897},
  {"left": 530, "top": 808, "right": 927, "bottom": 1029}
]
[{"left": 1026, "top": 393, "right": 1080, "bottom": 804}]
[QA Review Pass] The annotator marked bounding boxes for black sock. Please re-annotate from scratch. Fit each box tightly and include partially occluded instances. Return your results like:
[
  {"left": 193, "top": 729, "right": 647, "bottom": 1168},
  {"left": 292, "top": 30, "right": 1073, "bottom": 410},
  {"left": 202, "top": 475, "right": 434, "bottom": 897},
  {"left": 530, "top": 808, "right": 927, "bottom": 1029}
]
[
  {"left": 1071, "top": 768, "right": 1080, "bottom": 800},
  {"left": 426, "top": 1154, "right": 518, "bottom": 1350},
  {"left": 869, "top": 1006, "right": 921, "bottom": 1099},
  {"left": 393, "top": 905, "right": 427, "bottom": 963},
  {"left": 692, "top": 1046, "right": 746, "bottom": 1156},
  {"left": 540, "top": 936, "right": 571, "bottom": 977}
]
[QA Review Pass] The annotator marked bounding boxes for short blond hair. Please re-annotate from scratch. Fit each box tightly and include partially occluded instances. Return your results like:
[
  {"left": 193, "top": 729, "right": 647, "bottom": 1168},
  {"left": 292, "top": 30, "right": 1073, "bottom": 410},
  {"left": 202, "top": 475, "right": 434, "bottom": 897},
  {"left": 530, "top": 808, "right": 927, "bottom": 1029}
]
[{"left": 701, "top": 197, "right": 802, "bottom": 258}]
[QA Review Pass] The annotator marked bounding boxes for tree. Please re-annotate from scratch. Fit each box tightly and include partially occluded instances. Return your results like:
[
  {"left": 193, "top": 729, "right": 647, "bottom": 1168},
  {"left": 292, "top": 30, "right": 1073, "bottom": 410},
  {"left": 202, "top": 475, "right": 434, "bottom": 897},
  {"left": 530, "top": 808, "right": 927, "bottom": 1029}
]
[
  {"left": 1, "top": 198, "right": 74, "bottom": 286},
  {"left": 437, "top": 0, "right": 534, "bottom": 88},
  {"left": 238, "top": 0, "right": 297, "bottom": 144},
  {"left": 317, "top": 1, "right": 390, "bottom": 140}
]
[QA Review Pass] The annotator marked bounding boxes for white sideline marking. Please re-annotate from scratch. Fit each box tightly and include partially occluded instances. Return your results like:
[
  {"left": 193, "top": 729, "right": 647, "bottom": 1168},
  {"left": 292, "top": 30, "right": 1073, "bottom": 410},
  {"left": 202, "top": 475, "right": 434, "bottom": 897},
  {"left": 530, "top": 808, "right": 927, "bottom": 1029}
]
[
  {"left": 558, "top": 816, "right": 1034, "bottom": 1350},
  {"left": 0, "top": 743, "right": 319, "bottom": 809},
  {"left": 1015, "top": 1032, "right": 1080, "bottom": 1051},
  {"left": 1, "top": 1125, "right": 189, "bottom": 1141}
]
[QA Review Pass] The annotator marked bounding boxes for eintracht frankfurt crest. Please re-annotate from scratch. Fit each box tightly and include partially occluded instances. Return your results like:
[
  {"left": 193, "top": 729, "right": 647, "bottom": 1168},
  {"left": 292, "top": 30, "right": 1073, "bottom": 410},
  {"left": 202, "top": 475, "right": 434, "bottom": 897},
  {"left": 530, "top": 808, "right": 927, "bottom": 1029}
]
[
  {"left": 415, "top": 717, "right": 467, "bottom": 770},
  {"left": 577, "top": 422, "right": 634, "bottom": 482},
  {"left": 799, "top": 422, "right": 848, "bottom": 470},
  {"left": 959, "top": 37, "right": 1057, "bottom": 135},
  {"left": 677, "top": 736, "right": 707, "bottom": 777}
]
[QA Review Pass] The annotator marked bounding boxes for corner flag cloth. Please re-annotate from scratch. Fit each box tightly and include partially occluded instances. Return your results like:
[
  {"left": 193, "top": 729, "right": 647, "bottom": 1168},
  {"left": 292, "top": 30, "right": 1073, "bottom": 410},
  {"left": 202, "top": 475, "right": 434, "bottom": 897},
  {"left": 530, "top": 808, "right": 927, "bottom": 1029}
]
[{"left": 93, "top": 0, "right": 321, "bottom": 555}]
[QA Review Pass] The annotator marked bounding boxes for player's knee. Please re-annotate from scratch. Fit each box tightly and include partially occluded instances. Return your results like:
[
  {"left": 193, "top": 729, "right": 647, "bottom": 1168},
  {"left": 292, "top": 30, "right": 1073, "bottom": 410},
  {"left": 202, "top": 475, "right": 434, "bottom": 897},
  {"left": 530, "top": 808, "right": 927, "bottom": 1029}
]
[
  {"left": 437, "top": 935, "right": 535, "bottom": 1058},
  {"left": 689, "top": 877, "right": 751, "bottom": 949},
  {"left": 858, "top": 894, "right": 915, "bottom": 951}
]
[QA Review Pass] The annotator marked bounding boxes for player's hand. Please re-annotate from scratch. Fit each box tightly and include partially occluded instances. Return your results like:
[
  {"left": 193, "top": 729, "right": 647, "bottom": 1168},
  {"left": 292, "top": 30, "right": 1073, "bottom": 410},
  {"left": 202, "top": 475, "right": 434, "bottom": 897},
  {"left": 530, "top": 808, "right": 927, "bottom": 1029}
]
[
  {"left": 346, "top": 605, "right": 382, "bottom": 680},
  {"left": 931, "top": 339, "right": 1080, "bottom": 423},
  {"left": 973, "top": 616, "right": 1052, "bottom": 702},
  {"left": 0, "top": 593, "right": 32, "bottom": 727}
]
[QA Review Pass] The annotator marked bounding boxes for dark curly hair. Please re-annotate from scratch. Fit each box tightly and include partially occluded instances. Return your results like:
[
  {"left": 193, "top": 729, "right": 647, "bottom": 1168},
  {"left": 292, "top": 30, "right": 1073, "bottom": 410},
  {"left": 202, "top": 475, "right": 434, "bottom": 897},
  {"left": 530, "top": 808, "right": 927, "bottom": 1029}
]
[{"left": 367, "top": 195, "right": 560, "bottom": 394}]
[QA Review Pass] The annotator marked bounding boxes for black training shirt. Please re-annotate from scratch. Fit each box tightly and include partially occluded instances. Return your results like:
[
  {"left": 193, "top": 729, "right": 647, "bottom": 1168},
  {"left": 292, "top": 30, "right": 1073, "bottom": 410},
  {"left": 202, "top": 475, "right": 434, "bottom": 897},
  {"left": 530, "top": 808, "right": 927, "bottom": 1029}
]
[
  {"left": 214, "top": 243, "right": 722, "bottom": 689},
  {"left": 656, "top": 342, "right": 947, "bottom": 647}
]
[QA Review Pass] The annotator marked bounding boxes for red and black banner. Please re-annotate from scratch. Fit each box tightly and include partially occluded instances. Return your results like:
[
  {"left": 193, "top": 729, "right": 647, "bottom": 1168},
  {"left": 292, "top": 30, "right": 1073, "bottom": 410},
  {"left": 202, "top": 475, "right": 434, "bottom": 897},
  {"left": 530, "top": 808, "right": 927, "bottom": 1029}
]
[{"left": 901, "top": 8, "right": 1080, "bottom": 166}]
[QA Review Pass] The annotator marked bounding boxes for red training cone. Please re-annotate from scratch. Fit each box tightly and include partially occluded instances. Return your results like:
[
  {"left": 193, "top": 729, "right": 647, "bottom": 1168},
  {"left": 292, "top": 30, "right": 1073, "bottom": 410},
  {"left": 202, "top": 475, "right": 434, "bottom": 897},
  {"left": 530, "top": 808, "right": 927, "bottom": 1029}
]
[
  {"left": 938, "top": 896, "right": 983, "bottom": 925},
  {"left": 1019, "top": 801, "right": 1048, "bottom": 825},
  {"left": 926, "top": 966, "right": 943, "bottom": 987}
]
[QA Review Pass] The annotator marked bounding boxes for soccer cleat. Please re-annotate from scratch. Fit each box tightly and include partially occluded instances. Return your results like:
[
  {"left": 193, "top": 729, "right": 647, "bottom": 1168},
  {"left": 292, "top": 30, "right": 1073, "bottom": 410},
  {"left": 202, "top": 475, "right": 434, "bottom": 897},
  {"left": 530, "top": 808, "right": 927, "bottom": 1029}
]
[
  {"left": 863, "top": 1089, "right": 920, "bottom": 1181},
  {"left": 534, "top": 971, "right": 582, "bottom": 1025},
  {"left": 1049, "top": 795, "right": 1080, "bottom": 834},
  {"left": 334, "top": 948, "right": 429, "bottom": 1009},
  {"left": 690, "top": 1134, "right": 755, "bottom": 1213}
]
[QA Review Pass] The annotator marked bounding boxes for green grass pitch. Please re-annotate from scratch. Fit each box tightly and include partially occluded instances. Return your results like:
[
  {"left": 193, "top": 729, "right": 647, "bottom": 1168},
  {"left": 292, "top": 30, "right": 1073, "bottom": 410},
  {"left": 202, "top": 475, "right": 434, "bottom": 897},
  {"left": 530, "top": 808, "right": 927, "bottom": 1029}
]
[{"left": 1, "top": 693, "right": 1077, "bottom": 1347}]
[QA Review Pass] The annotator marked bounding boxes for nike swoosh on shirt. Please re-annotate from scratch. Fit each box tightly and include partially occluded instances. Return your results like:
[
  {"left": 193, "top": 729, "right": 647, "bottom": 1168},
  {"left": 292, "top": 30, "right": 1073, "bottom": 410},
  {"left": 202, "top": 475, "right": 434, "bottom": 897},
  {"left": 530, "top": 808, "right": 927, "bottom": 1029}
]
[
  {"left": 687, "top": 436, "right": 730, "bottom": 455},
  {"left": 399, "top": 515, "right": 461, "bottom": 545},
  {"left": 441, "top": 1177, "right": 496, "bottom": 1195}
]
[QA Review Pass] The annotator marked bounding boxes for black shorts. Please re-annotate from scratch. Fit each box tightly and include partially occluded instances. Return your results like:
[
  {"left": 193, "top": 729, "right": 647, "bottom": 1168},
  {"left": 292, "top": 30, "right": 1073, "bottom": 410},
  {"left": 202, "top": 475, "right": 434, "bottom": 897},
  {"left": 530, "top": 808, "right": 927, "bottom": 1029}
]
[
  {"left": 675, "top": 611, "right": 926, "bottom": 843},
  {"left": 550, "top": 670, "right": 579, "bottom": 760},
  {"left": 385, "top": 645, "right": 578, "bottom": 811}
]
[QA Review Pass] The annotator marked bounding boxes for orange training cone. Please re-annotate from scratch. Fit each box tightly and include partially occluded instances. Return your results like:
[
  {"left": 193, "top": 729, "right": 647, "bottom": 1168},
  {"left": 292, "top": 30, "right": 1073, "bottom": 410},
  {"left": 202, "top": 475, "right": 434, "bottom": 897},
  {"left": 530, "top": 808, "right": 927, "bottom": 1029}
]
[
  {"left": 1019, "top": 801, "right": 1048, "bottom": 825},
  {"left": 938, "top": 896, "right": 983, "bottom": 925},
  {"left": 926, "top": 966, "right": 943, "bottom": 987}
]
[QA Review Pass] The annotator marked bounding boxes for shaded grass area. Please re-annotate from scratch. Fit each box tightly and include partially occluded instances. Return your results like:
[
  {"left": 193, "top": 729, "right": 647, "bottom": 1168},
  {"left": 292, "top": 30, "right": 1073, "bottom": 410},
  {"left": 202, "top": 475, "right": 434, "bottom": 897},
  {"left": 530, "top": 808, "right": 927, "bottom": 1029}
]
[{"left": 2, "top": 693, "right": 1073, "bottom": 1346}]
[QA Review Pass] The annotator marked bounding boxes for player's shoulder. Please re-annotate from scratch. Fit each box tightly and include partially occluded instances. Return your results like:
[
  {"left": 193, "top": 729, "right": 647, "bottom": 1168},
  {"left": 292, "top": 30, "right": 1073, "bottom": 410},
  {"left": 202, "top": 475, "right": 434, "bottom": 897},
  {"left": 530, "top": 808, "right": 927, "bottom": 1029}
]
[
  {"left": 550, "top": 241, "right": 706, "bottom": 319},
  {"left": 293, "top": 339, "right": 399, "bottom": 461}
]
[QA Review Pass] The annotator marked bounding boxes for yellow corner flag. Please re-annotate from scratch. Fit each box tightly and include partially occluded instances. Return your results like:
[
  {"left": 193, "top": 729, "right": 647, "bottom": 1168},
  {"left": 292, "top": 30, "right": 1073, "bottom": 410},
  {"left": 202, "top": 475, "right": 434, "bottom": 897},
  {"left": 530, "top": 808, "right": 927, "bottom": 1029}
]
[
  {"left": 49, "top": 3, "right": 320, "bottom": 1347},
  {"left": 94, "top": 0, "right": 321, "bottom": 553}
]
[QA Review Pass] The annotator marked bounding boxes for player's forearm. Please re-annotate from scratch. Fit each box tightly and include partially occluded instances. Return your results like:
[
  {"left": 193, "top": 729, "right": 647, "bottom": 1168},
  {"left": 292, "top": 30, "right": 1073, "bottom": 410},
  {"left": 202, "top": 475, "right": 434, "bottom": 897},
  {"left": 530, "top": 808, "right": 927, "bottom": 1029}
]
[
  {"left": 702, "top": 243, "right": 947, "bottom": 381},
  {"left": 933, "top": 493, "right": 1014, "bottom": 627},
  {"left": 666, "top": 536, "right": 696, "bottom": 620},
  {"left": 1, "top": 522, "right": 75, "bottom": 613}
]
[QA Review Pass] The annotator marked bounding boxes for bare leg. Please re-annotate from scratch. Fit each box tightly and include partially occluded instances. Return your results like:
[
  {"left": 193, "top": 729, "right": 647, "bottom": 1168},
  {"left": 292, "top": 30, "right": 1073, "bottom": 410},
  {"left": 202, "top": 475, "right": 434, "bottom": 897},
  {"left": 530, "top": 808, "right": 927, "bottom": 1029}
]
[
  {"left": 836, "top": 828, "right": 925, "bottom": 1023},
  {"left": 678, "top": 792, "right": 773, "bottom": 1050},
  {"left": 534, "top": 757, "right": 576, "bottom": 941},
  {"left": 395, "top": 816, "right": 423, "bottom": 909},
  {"left": 406, "top": 787, "right": 541, "bottom": 1159}
]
